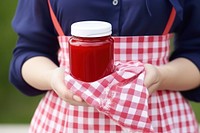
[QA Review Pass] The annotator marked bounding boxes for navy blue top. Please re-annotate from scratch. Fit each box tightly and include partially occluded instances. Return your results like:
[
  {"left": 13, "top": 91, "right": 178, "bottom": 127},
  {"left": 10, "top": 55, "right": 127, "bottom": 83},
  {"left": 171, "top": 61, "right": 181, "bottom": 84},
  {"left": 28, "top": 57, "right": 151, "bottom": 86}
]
[{"left": 9, "top": 0, "right": 200, "bottom": 102}]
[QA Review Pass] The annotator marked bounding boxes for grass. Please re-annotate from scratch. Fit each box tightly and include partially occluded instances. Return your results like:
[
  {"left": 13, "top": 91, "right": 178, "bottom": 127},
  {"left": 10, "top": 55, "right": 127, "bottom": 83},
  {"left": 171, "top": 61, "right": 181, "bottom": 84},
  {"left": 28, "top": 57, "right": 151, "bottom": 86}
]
[
  {"left": 0, "top": 87, "right": 42, "bottom": 123},
  {"left": 190, "top": 102, "right": 200, "bottom": 123}
]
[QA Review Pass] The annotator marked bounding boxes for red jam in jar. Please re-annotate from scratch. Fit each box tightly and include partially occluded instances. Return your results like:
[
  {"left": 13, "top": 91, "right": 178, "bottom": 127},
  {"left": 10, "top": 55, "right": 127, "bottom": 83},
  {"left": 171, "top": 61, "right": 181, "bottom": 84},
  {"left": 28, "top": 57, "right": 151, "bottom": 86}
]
[{"left": 68, "top": 21, "right": 114, "bottom": 82}]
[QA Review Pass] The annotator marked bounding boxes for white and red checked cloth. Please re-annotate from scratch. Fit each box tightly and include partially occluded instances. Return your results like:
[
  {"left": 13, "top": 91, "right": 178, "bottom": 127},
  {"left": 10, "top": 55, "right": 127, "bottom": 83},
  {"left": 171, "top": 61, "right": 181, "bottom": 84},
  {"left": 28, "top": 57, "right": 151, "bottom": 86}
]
[
  {"left": 29, "top": 35, "right": 199, "bottom": 133},
  {"left": 65, "top": 61, "right": 152, "bottom": 132}
]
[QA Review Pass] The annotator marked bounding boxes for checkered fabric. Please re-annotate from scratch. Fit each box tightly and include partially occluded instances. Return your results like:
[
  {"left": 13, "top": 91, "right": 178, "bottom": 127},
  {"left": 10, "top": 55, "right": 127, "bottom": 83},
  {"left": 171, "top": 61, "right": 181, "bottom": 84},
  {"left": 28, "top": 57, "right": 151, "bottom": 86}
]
[
  {"left": 65, "top": 61, "right": 152, "bottom": 132},
  {"left": 29, "top": 34, "right": 199, "bottom": 133}
]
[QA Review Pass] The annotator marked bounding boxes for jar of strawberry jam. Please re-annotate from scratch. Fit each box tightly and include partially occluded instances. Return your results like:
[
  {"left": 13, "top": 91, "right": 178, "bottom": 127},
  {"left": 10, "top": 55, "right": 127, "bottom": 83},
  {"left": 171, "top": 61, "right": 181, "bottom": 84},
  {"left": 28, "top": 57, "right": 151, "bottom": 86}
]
[{"left": 68, "top": 21, "right": 114, "bottom": 82}]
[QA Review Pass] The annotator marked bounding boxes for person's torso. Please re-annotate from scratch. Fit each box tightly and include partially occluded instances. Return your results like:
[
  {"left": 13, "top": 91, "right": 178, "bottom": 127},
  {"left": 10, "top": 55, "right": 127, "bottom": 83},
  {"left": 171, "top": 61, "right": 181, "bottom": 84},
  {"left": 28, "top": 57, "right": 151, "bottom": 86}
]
[{"left": 49, "top": 0, "right": 183, "bottom": 36}]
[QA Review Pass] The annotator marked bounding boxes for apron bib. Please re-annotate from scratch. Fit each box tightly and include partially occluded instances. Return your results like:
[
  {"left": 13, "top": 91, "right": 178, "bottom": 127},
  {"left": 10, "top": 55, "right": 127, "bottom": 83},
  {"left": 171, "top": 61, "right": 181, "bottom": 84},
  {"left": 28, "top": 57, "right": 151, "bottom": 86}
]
[{"left": 29, "top": 1, "right": 199, "bottom": 133}]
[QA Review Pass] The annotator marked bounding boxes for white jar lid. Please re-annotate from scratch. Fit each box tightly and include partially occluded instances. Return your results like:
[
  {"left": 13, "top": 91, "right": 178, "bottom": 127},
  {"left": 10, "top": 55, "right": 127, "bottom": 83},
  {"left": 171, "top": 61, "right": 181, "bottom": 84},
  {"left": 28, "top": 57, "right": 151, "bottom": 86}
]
[{"left": 71, "top": 21, "right": 112, "bottom": 37}]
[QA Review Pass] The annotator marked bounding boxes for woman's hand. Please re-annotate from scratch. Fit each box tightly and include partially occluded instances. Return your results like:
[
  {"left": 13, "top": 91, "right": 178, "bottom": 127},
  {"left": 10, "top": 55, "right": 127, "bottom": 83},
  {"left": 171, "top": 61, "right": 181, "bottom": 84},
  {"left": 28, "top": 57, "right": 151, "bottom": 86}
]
[
  {"left": 144, "top": 64, "right": 162, "bottom": 95},
  {"left": 22, "top": 57, "right": 88, "bottom": 106},
  {"left": 144, "top": 58, "right": 200, "bottom": 95},
  {"left": 51, "top": 67, "right": 88, "bottom": 106}
]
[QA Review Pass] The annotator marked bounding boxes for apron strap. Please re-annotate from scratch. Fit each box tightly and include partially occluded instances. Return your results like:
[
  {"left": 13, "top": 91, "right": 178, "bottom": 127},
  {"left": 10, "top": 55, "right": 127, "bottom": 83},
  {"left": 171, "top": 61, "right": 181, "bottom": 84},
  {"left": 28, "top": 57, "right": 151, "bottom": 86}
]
[
  {"left": 47, "top": 0, "right": 64, "bottom": 36},
  {"left": 47, "top": 0, "right": 176, "bottom": 36},
  {"left": 162, "top": 7, "right": 176, "bottom": 35}
]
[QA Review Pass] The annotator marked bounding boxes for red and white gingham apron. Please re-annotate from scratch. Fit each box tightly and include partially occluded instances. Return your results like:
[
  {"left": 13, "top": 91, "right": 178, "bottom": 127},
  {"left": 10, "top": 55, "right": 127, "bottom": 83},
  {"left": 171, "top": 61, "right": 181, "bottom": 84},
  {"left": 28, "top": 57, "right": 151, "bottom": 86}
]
[{"left": 29, "top": 1, "right": 199, "bottom": 133}]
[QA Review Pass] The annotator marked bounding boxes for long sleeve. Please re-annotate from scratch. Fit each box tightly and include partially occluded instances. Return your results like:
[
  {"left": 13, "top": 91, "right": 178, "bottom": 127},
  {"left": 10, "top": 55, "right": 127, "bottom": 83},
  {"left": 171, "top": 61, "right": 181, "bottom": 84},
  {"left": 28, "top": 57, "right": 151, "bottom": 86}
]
[
  {"left": 9, "top": 0, "right": 59, "bottom": 96},
  {"left": 170, "top": 0, "right": 200, "bottom": 102}
]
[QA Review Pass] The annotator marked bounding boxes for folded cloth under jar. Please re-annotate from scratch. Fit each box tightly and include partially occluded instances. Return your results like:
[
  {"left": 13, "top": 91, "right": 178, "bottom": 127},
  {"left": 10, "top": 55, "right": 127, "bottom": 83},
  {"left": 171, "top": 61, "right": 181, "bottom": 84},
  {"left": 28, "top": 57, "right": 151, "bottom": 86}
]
[{"left": 65, "top": 61, "right": 153, "bottom": 132}]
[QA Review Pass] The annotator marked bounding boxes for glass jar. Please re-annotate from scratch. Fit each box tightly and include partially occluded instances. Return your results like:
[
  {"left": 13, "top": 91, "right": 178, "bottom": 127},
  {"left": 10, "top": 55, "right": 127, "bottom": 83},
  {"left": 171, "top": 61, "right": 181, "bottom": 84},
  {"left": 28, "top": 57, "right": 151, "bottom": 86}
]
[{"left": 68, "top": 21, "right": 114, "bottom": 82}]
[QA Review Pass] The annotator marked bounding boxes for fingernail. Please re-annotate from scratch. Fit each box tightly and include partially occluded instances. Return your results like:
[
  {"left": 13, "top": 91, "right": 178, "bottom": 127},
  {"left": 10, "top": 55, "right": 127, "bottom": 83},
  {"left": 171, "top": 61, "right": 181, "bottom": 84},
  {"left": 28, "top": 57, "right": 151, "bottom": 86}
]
[{"left": 73, "top": 95, "right": 82, "bottom": 102}]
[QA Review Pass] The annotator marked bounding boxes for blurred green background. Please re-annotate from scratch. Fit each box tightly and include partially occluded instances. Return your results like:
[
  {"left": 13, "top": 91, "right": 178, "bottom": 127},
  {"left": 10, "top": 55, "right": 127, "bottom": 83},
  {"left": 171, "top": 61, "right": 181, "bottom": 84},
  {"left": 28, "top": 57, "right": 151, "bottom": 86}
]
[
  {"left": 0, "top": 1, "right": 43, "bottom": 123},
  {"left": 0, "top": 1, "right": 199, "bottom": 124}
]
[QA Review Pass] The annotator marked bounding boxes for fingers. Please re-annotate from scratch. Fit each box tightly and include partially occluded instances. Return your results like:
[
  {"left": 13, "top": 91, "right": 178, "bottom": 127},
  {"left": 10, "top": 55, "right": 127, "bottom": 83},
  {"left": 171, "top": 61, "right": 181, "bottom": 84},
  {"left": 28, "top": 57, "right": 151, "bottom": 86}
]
[
  {"left": 144, "top": 64, "right": 155, "bottom": 87},
  {"left": 147, "top": 84, "right": 158, "bottom": 95},
  {"left": 144, "top": 64, "right": 160, "bottom": 95},
  {"left": 51, "top": 67, "right": 88, "bottom": 106},
  {"left": 73, "top": 95, "right": 83, "bottom": 102}
]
